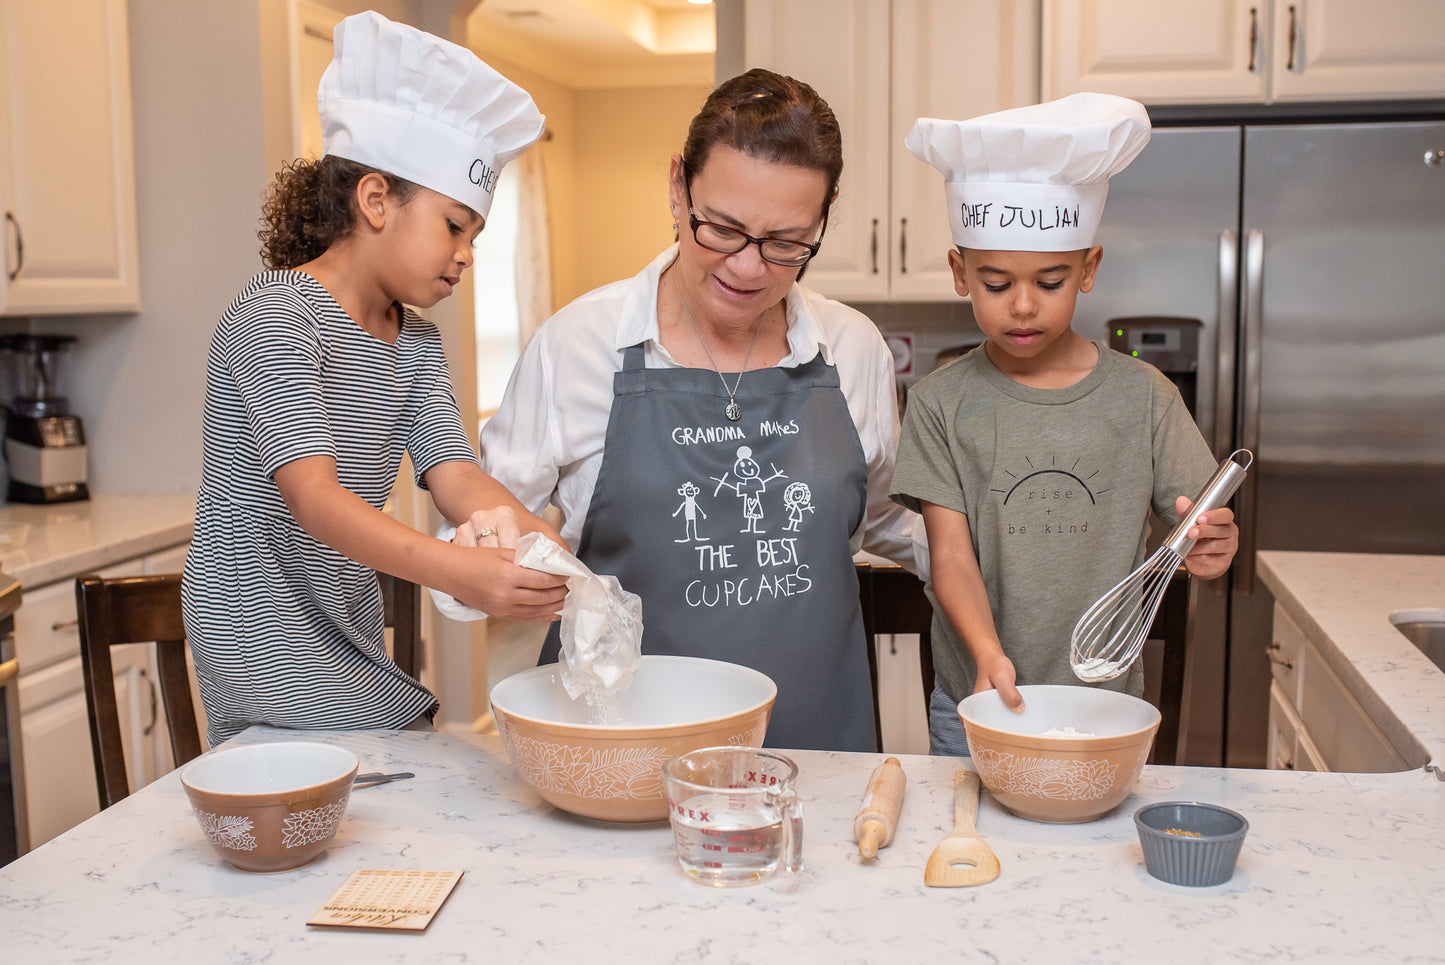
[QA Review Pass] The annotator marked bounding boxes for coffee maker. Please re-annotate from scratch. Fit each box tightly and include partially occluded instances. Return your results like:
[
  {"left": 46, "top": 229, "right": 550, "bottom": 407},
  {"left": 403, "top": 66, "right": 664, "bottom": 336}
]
[{"left": 1, "top": 334, "right": 89, "bottom": 503}]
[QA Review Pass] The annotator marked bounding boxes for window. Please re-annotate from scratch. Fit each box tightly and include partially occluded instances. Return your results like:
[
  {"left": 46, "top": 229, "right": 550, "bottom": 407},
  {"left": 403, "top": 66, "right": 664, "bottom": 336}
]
[{"left": 472, "top": 173, "right": 522, "bottom": 421}]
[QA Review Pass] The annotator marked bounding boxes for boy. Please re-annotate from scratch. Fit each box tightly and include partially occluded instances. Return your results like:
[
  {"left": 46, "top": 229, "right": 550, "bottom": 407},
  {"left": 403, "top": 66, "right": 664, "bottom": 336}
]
[{"left": 892, "top": 93, "right": 1239, "bottom": 756}]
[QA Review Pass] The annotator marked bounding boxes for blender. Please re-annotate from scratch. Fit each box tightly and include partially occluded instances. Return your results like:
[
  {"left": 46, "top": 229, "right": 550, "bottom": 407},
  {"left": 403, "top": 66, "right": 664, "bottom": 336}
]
[{"left": 1, "top": 334, "right": 89, "bottom": 503}]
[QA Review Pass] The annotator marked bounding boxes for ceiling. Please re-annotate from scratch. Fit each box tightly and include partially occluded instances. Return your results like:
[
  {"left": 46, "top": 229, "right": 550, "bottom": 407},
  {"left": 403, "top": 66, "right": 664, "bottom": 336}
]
[{"left": 466, "top": 0, "right": 716, "bottom": 90}]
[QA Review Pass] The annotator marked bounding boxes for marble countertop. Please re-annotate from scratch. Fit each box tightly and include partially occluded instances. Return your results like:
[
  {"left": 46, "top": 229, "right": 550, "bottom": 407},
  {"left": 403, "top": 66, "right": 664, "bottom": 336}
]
[
  {"left": 0, "top": 493, "right": 195, "bottom": 588},
  {"left": 2, "top": 726, "right": 1443, "bottom": 964},
  {"left": 1258, "top": 550, "right": 1445, "bottom": 771}
]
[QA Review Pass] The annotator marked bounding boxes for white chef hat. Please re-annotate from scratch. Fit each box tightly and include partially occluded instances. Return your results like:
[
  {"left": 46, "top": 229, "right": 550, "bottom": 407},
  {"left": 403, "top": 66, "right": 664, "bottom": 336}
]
[
  {"left": 905, "top": 92, "right": 1151, "bottom": 252},
  {"left": 318, "top": 10, "right": 545, "bottom": 220}
]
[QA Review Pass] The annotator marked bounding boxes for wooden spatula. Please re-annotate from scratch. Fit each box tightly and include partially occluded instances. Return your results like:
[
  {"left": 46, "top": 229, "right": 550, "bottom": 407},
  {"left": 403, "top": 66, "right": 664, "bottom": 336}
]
[{"left": 923, "top": 769, "right": 1001, "bottom": 887}]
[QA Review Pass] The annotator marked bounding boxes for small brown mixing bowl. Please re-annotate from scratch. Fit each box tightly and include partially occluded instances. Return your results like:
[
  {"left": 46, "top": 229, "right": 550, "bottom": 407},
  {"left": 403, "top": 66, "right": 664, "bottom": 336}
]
[{"left": 180, "top": 741, "right": 358, "bottom": 872}]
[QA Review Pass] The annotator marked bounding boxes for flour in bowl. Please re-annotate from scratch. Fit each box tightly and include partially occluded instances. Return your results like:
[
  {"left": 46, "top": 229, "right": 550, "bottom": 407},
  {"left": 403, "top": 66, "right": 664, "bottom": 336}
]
[{"left": 1039, "top": 726, "right": 1097, "bottom": 738}]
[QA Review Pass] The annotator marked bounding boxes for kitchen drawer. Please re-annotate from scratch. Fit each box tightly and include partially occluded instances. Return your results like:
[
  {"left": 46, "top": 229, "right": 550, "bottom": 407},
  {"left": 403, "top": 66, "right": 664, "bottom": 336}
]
[
  {"left": 1295, "top": 728, "right": 1327, "bottom": 773},
  {"left": 1298, "top": 639, "right": 1409, "bottom": 773},
  {"left": 1267, "top": 681, "right": 1301, "bottom": 771},
  {"left": 1268, "top": 604, "right": 1305, "bottom": 707},
  {"left": 14, "top": 565, "right": 126, "bottom": 673}
]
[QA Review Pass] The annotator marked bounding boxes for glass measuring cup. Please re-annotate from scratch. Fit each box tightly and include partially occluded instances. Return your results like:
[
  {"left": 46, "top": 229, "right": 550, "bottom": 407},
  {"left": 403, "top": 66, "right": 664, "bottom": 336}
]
[{"left": 661, "top": 746, "right": 804, "bottom": 887}]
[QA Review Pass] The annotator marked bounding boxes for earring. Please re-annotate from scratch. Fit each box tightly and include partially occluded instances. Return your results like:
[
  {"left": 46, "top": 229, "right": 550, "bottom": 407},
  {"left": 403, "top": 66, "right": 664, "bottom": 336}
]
[{"left": 671, "top": 222, "right": 678, "bottom": 231}]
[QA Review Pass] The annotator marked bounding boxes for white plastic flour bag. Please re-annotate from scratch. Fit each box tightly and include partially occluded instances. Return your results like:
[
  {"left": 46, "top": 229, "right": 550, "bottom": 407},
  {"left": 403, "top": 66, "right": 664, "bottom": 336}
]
[
  {"left": 512, "top": 533, "right": 644, "bottom": 721},
  {"left": 425, "top": 532, "right": 644, "bottom": 721}
]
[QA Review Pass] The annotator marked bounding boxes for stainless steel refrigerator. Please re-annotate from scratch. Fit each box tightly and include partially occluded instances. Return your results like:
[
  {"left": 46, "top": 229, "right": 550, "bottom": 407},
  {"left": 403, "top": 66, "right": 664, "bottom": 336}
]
[{"left": 1072, "top": 118, "right": 1445, "bottom": 767}]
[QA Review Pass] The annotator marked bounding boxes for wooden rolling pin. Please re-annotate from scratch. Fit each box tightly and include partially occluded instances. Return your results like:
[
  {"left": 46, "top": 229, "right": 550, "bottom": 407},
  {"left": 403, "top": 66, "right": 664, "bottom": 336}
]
[{"left": 854, "top": 756, "right": 907, "bottom": 859}]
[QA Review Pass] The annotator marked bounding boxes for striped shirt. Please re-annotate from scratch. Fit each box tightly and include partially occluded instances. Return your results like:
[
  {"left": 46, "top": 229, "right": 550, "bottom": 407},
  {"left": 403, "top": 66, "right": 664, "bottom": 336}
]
[{"left": 182, "top": 271, "right": 477, "bottom": 744}]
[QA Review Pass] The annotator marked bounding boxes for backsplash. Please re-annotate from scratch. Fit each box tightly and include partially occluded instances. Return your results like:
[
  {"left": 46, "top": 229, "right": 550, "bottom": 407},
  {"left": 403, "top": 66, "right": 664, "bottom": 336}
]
[{"left": 848, "top": 300, "right": 985, "bottom": 391}]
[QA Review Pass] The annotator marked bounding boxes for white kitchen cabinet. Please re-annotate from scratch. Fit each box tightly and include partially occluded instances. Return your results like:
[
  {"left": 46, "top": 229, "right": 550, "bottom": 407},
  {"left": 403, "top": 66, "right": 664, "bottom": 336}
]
[
  {"left": 0, "top": 0, "right": 140, "bottom": 314},
  {"left": 1267, "top": 0, "right": 1445, "bottom": 101},
  {"left": 1265, "top": 603, "right": 1410, "bottom": 774},
  {"left": 744, "top": 0, "right": 1039, "bottom": 302},
  {"left": 14, "top": 544, "right": 188, "bottom": 850},
  {"left": 1266, "top": 680, "right": 1305, "bottom": 770},
  {"left": 1043, "top": 0, "right": 1445, "bottom": 105}
]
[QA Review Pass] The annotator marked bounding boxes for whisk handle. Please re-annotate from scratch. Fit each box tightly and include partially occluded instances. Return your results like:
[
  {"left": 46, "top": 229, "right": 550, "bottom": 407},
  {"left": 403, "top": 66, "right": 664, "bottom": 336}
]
[{"left": 1164, "top": 449, "right": 1253, "bottom": 557}]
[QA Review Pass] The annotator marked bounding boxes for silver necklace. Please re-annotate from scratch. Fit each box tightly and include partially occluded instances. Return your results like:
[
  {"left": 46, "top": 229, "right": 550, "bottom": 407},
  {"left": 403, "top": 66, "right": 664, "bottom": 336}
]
[{"left": 676, "top": 272, "right": 766, "bottom": 422}]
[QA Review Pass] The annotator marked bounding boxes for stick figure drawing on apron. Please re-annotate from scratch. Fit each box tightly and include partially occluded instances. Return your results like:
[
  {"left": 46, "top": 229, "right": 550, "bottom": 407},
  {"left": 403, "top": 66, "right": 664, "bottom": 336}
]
[
  {"left": 781, "top": 481, "right": 814, "bottom": 533},
  {"left": 712, "top": 446, "right": 786, "bottom": 534},
  {"left": 672, "top": 480, "right": 709, "bottom": 542}
]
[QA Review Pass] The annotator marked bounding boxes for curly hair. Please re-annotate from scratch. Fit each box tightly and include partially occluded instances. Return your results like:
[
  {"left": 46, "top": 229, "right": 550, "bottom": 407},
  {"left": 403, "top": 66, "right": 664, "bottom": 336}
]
[{"left": 258, "top": 156, "right": 419, "bottom": 270}]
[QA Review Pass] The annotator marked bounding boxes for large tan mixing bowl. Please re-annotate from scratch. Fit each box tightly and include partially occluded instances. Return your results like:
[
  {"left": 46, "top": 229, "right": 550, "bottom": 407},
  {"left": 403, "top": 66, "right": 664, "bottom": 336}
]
[
  {"left": 959, "top": 685, "right": 1159, "bottom": 823},
  {"left": 489, "top": 655, "right": 776, "bottom": 823}
]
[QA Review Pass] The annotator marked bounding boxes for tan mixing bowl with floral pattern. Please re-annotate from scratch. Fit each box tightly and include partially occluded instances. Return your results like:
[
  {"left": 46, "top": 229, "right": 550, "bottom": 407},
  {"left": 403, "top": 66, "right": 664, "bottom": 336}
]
[
  {"left": 959, "top": 684, "right": 1160, "bottom": 823},
  {"left": 489, "top": 655, "right": 776, "bottom": 823}
]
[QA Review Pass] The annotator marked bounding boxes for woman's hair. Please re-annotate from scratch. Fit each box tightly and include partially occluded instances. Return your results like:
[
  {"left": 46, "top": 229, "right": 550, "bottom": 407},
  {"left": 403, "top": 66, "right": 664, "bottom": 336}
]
[
  {"left": 258, "top": 156, "right": 419, "bottom": 270},
  {"left": 680, "top": 68, "right": 843, "bottom": 220}
]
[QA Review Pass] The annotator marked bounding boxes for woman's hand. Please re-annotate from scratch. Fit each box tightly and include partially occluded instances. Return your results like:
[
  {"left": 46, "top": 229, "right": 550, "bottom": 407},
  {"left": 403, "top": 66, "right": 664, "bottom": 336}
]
[
  {"left": 455, "top": 505, "right": 522, "bottom": 549},
  {"left": 445, "top": 503, "right": 570, "bottom": 620},
  {"left": 973, "top": 652, "right": 1024, "bottom": 712},
  {"left": 1175, "top": 496, "right": 1239, "bottom": 580}
]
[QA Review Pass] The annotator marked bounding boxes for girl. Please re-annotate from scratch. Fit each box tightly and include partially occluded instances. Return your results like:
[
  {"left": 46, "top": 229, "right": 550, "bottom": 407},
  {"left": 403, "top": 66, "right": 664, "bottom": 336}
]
[{"left": 182, "top": 11, "right": 566, "bottom": 745}]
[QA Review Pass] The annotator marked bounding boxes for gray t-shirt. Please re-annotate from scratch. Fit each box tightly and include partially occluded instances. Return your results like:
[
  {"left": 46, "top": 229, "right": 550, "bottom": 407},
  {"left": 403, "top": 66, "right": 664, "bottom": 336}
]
[{"left": 890, "top": 342, "right": 1215, "bottom": 701}]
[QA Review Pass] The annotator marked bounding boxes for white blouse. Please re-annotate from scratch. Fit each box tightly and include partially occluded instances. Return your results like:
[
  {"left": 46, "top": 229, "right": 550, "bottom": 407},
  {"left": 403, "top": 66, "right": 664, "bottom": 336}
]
[{"left": 479, "top": 247, "right": 920, "bottom": 568}]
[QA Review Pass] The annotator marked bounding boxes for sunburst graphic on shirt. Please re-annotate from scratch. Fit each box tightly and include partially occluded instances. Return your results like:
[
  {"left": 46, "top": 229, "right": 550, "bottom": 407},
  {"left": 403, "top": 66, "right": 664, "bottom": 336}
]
[{"left": 990, "top": 454, "right": 1107, "bottom": 505}]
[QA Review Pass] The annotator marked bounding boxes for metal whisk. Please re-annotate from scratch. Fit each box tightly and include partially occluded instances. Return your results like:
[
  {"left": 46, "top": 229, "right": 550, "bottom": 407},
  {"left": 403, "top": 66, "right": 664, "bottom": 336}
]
[{"left": 1070, "top": 449, "right": 1253, "bottom": 683}]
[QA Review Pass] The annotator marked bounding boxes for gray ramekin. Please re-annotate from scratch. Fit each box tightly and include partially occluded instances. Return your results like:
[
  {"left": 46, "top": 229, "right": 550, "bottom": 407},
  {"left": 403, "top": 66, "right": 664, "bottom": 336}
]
[{"left": 1134, "top": 801, "right": 1248, "bottom": 887}]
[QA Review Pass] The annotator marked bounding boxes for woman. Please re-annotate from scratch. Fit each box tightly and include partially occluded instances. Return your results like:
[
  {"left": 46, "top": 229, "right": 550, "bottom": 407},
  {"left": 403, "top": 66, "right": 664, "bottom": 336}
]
[{"left": 462, "top": 69, "right": 918, "bottom": 751}]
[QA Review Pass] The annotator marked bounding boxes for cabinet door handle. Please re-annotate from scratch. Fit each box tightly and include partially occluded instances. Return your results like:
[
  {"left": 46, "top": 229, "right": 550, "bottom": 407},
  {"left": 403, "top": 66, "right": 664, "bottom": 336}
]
[
  {"left": 870, "top": 218, "right": 879, "bottom": 274},
  {"left": 1247, "top": 7, "right": 1259, "bottom": 72},
  {"left": 4, "top": 211, "right": 22, "bottom": 281},
  {"left": 898, "top": 218, "right": 908, "bottom": 274},
  {"left": 141, "top": 667, "right": 158, "bottom": 737},
  {"left": 51, "top": 618, "right": 79, "bottom": 633},
  {"left": 1266, "top": 643, "right": 1294, "bottom": 669},
  {"left": 1286, "top": 4, "right": 1299, "bottom": 71}
]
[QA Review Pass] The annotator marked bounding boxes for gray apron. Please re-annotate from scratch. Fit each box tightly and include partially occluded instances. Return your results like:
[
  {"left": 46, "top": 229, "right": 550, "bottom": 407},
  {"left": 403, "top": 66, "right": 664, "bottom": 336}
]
[{"left": 541, "top": 343, "right": 874, "bottom": 751}]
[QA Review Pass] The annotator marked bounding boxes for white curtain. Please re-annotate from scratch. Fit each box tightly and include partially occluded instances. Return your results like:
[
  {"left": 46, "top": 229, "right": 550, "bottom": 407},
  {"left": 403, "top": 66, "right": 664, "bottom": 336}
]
[{"left": 513, "top": 149, "right": 553, "bottom": 345}]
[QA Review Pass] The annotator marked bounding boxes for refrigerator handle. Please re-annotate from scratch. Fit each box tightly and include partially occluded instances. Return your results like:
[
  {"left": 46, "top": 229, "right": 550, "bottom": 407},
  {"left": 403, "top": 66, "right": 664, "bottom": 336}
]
[
  {"left": 1214, "top": 230, "right": 1238, "bottom": 459},
  {"left": 1236, "top": 229, "right": 1265, "bottom": 595}
]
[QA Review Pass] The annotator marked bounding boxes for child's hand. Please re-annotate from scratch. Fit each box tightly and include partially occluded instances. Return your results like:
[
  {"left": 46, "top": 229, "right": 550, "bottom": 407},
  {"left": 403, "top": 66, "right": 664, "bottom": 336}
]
[
  {"left": 453, "top": 550, "right": 568, "bottom": 622},
  {"left": 1175, "top": 495, "right": 1239, "bottom": 580},
  {"left": 973, "top": 652, "right": 1025, "bottom": 712}
]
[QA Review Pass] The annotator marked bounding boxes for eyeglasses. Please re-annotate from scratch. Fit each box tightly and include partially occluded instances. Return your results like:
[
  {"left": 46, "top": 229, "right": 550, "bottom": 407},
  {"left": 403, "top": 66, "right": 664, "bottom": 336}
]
[{"left": 681, "top": 170, "right": 826, "bottom": 268}]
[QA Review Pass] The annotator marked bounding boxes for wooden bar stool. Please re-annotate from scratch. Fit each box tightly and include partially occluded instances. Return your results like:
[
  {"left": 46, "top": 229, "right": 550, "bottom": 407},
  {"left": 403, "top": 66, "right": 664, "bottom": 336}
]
[{"left": 77, "top": 571, "right": 425, "bottom": 808}]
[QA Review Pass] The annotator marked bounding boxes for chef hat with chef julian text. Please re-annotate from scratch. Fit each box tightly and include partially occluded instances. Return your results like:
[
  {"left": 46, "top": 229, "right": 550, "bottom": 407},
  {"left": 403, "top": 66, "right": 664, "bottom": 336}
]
[
  {"left": 905, "top": 92, "right": 1151, "bottom": 252},
  {"left": 318, "top": 10, "right": 545, "bottom": 220}
]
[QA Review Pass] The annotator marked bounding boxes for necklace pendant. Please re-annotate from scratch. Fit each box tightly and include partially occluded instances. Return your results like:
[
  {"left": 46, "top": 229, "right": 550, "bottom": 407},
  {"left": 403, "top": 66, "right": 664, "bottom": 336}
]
[{"left": 724, "top": 400, "right": 742, "bottom": 422}]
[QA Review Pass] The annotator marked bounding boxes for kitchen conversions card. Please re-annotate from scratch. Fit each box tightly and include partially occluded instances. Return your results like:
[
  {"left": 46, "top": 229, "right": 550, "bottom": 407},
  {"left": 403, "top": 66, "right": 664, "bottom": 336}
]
[{"left": 308, "top": 869, "right": 463, "bottom": 932}]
